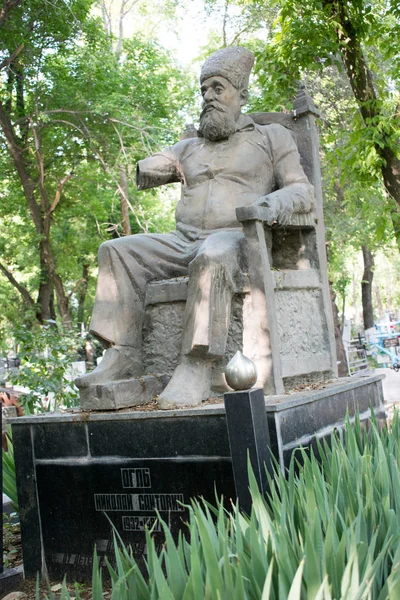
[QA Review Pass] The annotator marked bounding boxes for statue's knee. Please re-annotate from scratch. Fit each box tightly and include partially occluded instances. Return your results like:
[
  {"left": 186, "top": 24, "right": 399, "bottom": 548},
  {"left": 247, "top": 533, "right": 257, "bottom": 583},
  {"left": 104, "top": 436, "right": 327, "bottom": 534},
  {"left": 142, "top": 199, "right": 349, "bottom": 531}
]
[
  {"left": 98, "top": 240, "right": 114, "bottom": 260},
  {"left": 190, "top": 248, "right": 235, "bottom": 277},
  {"left": 191, "top": 248, "right": 225, "bottom": 271},
  {"left": 98, "top": 238, "right": 128, "bottom": 264},
  {"left": 98, "top": 235, "right": 140, "bottom": 260}
]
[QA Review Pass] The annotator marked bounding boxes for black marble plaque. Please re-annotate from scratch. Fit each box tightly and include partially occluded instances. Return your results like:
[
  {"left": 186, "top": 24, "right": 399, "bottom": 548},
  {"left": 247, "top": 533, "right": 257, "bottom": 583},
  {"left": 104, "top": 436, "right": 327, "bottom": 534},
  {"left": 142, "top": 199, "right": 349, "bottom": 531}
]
[{"left": 36, "top": 457, "right": 234, "bottom": 580}]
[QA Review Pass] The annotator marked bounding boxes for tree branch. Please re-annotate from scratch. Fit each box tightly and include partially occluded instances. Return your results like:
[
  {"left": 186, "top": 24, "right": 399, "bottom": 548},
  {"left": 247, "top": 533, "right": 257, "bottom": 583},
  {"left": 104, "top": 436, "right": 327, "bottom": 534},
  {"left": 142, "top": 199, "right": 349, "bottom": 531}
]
[
  {"left": 0, "top": 0, "right": 22, "bottom": 30},
  {"left": 107, "top": 120, "right": 147, "bottom": 232},
  {"left": 0, "top": 100, "right": 42, "bottom": 233},
  {"left": 0, "top": 42, "right": 24, "bottom": 72},
  {"left": 37, "top": 113, "right": 148, "bottom": 233},
  {"left": 100, "top": 0, "right": 112, "bottom": 36},
  {"left": 121, "top": 0, "right": 141, "bottom": 17},
  {"left": 49, "top": 172, "right": 74, "bottom": 214},
  {"left": 67, "top": 276, "right": 87, "bottom": 299},
  {"left": 0, "top": 260, "right": 36, "bottom": 307},
  {"left": 31, "top": 121, "right": 50, "bottom": 217}
]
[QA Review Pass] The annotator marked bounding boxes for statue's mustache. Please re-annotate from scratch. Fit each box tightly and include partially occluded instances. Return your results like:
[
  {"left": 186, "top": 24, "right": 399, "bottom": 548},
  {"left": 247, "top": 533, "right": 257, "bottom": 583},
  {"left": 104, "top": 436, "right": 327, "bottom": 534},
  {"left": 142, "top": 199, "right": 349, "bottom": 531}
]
[{"left": 200, "top": 103, "right": 227, "bottom": 118}]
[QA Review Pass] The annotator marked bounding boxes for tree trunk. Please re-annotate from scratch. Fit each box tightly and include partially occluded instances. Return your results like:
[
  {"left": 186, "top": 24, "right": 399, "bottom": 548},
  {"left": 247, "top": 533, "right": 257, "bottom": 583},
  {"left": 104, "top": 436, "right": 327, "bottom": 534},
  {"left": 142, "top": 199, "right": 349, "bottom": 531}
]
[
  {"left": 361, "top": 245, "right": 374, "bottom": 330},
  {"left": 341, "top": 291, "right": 346, "bottom": 333},
  {"left": 5, "top": 66, "right": 14, "bottom": 113},
  {"left": 49, "top": 289, "right": 56, "bottom": 321},
  {"left": 77, "top": 263, "right": 89, "bottom": 327},
  {"left": 37, "top": 271, "right": 54, "bottom": 323},
  {"left": 0, "top": 0, "right": 23, "bottom": 30},
  {"left": 38, "top": 241, "right": 74, "bottom": 329},
  {"left": 374, "top": 283, "right": 383, "bottom": 322},
  {"left": 0, "top": 96, "right": 73, "bottom": 327},
  {"left": 53, "top": 273, "right": 71, "bottom": 328},
  {"left": 39, "top": 239, "right": 72, "bottom": 328},
  {"left": 100, "top": 1, "right": 139, "bottom": 229},
  {"left": 330, "top": 282, "right": 348, "bottom": 377},
  {"left": 100, "top": 0, "right": 111, "bottom": 36},
  {"left": 390, "top": 207, "right": 400, "bottom": 251},
  {"left": 352, "top": 270, "right": 358, "bottom": 326},
  {"left": 120, "top": 165, "right": 131, "bottom": 236},
  {"left": 116, "top": 1, "right": 124, "bottom": 56}
]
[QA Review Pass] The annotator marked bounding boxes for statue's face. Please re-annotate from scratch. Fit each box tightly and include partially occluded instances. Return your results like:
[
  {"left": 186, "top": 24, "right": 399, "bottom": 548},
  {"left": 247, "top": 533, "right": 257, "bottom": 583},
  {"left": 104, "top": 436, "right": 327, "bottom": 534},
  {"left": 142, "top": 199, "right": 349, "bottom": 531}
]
[
  {"left": 198, "top": 76, "right": 246, "bottom": 141},
  {"left": 200, "top": 76, "right": 243, "bottom": 120}
]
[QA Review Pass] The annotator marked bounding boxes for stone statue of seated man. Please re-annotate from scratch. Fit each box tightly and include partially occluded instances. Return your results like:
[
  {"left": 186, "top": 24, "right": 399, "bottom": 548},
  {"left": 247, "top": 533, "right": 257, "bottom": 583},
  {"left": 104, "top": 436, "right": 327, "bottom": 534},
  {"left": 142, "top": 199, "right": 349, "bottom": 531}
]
[{"left": 75, "top": 46, "right": 314, "bottom": 409}]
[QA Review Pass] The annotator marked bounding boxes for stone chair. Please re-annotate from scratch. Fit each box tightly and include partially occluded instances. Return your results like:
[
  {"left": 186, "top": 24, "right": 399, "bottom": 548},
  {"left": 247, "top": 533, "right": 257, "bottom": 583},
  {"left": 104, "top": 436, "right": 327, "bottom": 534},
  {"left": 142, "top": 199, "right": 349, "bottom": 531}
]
[{"left": 141, "top": 88, "right": 338, "bottom": 398}]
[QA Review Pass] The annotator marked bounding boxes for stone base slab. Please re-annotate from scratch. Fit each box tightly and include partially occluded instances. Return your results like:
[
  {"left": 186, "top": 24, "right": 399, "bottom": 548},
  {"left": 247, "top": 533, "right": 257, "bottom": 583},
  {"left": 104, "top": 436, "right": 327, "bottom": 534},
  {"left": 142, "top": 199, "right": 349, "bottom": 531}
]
[
  {"left": 79, "top": 374, "right": 170, "bottom": 411},
  {"left": 0, "top": 565, "right": 24, "bottom": 597}
]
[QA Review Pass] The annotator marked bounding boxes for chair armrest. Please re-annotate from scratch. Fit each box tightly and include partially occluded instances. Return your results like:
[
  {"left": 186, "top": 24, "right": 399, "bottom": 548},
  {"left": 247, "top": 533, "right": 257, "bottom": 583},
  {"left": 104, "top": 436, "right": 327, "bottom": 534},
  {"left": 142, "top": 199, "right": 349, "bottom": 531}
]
[
  {"left": 236, "top": 205, "right": 316, "bottom": 229},
  {"left": 236, "top": 205, "right": 272, "bottom": 223}
]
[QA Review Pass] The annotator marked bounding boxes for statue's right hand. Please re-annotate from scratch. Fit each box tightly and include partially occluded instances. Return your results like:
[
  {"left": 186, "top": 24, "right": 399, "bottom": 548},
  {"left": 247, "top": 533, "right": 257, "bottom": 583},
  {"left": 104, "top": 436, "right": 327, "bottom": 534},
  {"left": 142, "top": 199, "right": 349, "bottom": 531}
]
[
  {"left": 253, "top": 193, "right": 295, "bottom": 225},
  {"left": 252, "top": 195, "right": 280, "bottom": 225}
]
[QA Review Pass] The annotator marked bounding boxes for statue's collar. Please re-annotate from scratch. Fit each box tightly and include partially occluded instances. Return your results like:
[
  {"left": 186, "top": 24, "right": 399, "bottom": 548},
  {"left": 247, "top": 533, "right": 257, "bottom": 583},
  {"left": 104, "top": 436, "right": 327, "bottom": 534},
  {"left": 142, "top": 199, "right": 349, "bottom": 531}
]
[{"left": 235, "top": 113, "right": 255, "bottom": 132}]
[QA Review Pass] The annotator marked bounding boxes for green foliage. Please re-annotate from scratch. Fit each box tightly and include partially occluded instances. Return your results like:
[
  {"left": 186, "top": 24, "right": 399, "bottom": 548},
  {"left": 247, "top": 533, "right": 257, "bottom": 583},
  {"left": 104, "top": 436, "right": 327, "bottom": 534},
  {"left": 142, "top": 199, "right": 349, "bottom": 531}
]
[
  {"left": 10, "top": 324, "right": 82, "bottom": 413},
  {"left": 0, "top": 1, "right": 195, "bottom": 332},
  {"left": 254, "top": 0, "right": 399, "bottom": 107},
  {"left": 2, "top": 433, "right": 18, "bottom": 511},
  {"left": 250, "top": 0, "right": 400, "bottom": 277},
  {"left": 38, "top": 412, "right": 400, "bottom": 598}
]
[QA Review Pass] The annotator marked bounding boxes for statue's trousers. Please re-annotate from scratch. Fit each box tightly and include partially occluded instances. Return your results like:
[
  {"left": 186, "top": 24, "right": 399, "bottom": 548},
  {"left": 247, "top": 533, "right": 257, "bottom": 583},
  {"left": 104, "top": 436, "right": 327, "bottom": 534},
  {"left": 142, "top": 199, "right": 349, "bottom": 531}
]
[{"left": 89, "top": 229, "right": 247, "bottom": 358}]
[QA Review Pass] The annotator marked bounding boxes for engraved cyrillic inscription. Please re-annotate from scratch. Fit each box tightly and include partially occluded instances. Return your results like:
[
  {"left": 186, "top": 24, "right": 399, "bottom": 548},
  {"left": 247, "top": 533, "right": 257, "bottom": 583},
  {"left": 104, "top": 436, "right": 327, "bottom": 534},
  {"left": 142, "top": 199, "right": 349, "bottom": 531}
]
[
  {"left": 121, "top": 468, "right": 151, "bottom": 488},
  {"left": 122, "top": 515, "right": 162, "bottom": 532},
  {"left": 94, "top": 493, "right": 184, "bottom": 512}
]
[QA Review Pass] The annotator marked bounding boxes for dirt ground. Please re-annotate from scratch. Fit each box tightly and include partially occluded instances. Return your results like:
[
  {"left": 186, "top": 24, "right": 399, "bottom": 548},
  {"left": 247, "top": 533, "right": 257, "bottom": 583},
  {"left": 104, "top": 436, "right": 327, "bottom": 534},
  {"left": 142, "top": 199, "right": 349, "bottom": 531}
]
[{"left": 2, "top": 517, "right": 112, "bottom": 599}]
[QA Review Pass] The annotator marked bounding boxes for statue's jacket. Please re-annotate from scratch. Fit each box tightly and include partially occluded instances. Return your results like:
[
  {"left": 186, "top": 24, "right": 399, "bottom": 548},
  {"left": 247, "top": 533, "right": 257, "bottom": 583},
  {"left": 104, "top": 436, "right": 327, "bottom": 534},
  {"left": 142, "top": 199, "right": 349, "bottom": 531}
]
[{"left": 137, "top": 115, "right": 314, "bottom": 241}]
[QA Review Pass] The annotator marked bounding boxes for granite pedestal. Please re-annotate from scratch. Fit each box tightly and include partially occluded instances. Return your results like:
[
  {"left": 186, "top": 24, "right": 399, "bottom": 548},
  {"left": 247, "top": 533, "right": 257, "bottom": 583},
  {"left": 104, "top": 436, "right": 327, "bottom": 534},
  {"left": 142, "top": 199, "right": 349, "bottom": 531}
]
[{"left": 11, "top": 374, "right": 385, "bottom": 581}]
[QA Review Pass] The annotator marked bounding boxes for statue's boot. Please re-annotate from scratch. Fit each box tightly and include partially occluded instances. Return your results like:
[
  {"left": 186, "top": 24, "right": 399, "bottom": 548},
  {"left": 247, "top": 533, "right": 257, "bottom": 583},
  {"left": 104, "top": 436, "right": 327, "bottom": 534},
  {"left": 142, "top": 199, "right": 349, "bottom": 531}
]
[
  {"left": 75, "top": 346, "right": 142, "bottom": 388},
  {"left": 158, "top": 356, "right": 213, "bottom": 409}
]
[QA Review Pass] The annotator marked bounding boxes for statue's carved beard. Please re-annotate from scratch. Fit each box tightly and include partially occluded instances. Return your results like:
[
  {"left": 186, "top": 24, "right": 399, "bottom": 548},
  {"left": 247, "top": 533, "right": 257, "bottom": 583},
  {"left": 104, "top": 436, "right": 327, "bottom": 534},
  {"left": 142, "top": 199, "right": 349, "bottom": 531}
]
[{"left": 198, "top": 105, "right": 237, "bottom": 141}]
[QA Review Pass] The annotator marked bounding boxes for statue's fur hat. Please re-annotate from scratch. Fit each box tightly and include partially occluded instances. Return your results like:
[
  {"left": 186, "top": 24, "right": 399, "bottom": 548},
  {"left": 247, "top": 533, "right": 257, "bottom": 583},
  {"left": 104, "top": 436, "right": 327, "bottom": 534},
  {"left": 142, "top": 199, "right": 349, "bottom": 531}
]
[{"left": 200, "top": 46, "right": 255, "bottom": 90}]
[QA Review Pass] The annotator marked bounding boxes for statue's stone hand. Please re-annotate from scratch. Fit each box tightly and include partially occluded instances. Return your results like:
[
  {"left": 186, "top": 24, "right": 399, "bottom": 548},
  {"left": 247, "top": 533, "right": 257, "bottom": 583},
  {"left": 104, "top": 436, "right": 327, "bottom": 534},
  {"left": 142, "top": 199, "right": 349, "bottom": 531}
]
[{"left": 253, "top": 192, "right": 295, "bottom": 226}]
